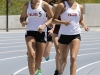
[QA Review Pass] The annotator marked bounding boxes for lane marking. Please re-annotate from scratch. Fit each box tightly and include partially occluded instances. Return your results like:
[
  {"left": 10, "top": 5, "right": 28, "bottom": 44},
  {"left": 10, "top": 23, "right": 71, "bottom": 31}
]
[
  {"left": 0, "top": 55, "right": 26, "bottom": 61},
  {"left": 1, "top": 42, "right": 100, "bottom": 48},
  {"left": 0, "top": 36, "right": 24, "bottom": 39},
  {"left": 0, "top": 39, "right": 100, "bottom": 44},
  {"left": 0, "top": 39, "right": 24, "bottom": 41},
  {"left": 0, "top": 45, "right": 26, "bottom": 48},
  {"left": 76, "top": 61, "right": 100, "bottom": 72},
  {"left": 81, "top": 42, "right": 100, "bottom": 46},
  {"left": 12, "top": 52, "right": 100, "bottom": 74},
  {"left": 0, "top": 37, "right": 100, "bottom": 42},
  {"left": 81, "top": 40, "right": 100, "bottom": 42},
  {"left": 0, "top": 42, "right": 25, "bottom": 45},
  {"left": 82, "top": 37, "right": 100, "bottom": 39},
  {"left": 1, "top": 51, "right": 100, "bottom": 62},
  {"left": 80, "top": 47, "right": 100, "bottom": 50},
  {"left": 77, "top": 52, "right": 100, "bottom": 56},
  {"left": 0, "top": 50, "right": 27, "bottom": 54},
  {"left": 1, "top": 36, "right": 100, "bottom": 39},
  {"left": 1, "top": 46, "right": 100, "bottom": 54},
  {"left": 0, "top": 50, "right": 54, "bottom": 54},
  {"left": 13, "top": 59, "right": 55, "bottom": 75},
  {"left": 87, "top": 66, "right": 100, "bottom": 75}
]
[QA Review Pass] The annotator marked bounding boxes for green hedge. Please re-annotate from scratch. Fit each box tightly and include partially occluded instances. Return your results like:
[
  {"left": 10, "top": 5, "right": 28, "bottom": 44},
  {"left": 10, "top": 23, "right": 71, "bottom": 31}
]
[
  {"left": 0, "top": 0, "right": 29, "bottom": 15},
  {"left": 76, "top": 0, "right": 100, "bottom": 3},
  {"left": 0, "top": 0, "right": 100, "bottom": 15}
]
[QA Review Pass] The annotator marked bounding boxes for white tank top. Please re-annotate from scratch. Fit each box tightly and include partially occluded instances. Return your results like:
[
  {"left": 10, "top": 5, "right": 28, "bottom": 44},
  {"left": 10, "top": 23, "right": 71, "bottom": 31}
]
[
  {"left": 26, "top": 0, "right": 47, "bottom": 31},
  {"left": 59, "top": 1, "right": 81, "bottom": 35}
]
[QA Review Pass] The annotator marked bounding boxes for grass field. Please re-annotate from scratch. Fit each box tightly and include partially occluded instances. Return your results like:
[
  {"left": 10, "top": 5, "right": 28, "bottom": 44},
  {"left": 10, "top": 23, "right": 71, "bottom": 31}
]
[{"left": 0, "top": 0, "right": 100, "bottom": 15}]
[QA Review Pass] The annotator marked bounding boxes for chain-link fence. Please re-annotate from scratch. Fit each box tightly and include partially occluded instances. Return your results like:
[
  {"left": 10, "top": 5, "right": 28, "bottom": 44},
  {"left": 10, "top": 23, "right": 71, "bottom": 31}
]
[{"left": 0, "top": 0, "right": 100, "bottom": 31}]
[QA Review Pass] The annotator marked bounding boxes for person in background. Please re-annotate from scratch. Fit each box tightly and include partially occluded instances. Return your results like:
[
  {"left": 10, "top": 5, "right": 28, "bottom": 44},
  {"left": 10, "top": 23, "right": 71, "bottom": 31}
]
[{"left": 36, "top": 0, "right": 55, "bottom": 75}]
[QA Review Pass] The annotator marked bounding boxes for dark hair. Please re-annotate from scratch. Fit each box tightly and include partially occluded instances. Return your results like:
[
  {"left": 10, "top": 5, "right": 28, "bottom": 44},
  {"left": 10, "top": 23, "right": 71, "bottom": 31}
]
[
  {"left": 62, "top": 0, "right": 68, "bottom": 1},
  {"left": 49, "top": 0, "right": 56, "bottom": 5}
]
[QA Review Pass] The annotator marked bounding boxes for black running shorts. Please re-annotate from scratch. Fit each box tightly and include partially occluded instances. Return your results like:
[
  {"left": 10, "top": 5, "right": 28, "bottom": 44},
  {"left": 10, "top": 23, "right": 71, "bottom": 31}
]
[
  {"left": 58, "top": 34, "right": 81, "bottom": 44},
  {"left": 25, "top": 31, "right": 46, "bottom": 43},
  {"left": 47, "top": 27, "right": 53, "bottom": 42}
]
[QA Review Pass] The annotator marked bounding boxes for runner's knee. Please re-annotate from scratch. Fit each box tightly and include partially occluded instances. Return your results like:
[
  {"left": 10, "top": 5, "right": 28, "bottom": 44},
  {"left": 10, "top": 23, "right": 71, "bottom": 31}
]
[
  {"left": 27, "top": 52, "right": 35, "bottom": 61},
  {"left": 70, "top": 55, "right": 77, "bottom": 63}
]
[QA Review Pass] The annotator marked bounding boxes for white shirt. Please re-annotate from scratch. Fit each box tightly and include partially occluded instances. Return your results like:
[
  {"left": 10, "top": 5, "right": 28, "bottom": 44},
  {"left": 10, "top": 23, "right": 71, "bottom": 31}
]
[
  {"left": 26, "top": 0, "right": 47, "bottom": 31},
  {"left": 59, "top": 1, "right": 81, "bottom": 35}
]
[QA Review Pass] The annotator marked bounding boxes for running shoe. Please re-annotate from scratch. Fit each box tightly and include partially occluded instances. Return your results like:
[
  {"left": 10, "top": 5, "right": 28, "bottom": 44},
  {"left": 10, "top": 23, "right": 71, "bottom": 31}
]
[
  {"left": 36, "top": 70, "right": 42, "bottom": 75},
  {"left": 45, "top": 56, "right": 50, "bottom": 61},
  {"left": 54, "top": 70, "right": 59, "bottom": 75}
]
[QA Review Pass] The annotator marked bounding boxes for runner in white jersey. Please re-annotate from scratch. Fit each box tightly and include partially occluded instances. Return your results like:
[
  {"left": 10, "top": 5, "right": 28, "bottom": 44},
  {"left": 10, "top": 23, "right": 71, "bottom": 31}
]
[
  {"left": 53, "top": 0, "right": 90, "bottom": 75},
  {"left": 20, "top": 0, "right": 53, "bottom": 75}
]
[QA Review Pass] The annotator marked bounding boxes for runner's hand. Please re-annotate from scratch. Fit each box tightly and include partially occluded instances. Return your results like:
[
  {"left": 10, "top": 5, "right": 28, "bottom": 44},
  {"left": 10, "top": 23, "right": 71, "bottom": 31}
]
[
  {"left": 84, "top": 26, "right": 90, "bottom": 31},
  {"left": 21, "top": 21, "right": 27, "bottom": 27},
  {"left": 48, "top": 30, "right": 53, "bottom": 36},
  {"left": 64, "top": 20, "right": 71, "bottom": 26},
  {"left": 38, "top": 24, "right": 46, "bottom": 33}
]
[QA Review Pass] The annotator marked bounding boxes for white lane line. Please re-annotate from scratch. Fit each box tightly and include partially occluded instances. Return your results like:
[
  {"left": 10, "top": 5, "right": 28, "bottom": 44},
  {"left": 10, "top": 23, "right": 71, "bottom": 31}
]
[
  {"left": 82, "top": 37, "right": 100, "bottom": 38},
  {"left": 0, "top": 39, "right": 24, "bottom": 41},
  {"left": 0, "top": 50, "right": 27, "bottom": 54},
  {"left": 13, "top": 67, "right": 28, "bottom": 75},
  {"left": 82, "top": 37, "right": 100, "bottom": 40},
  {"left": 13, "top": 51, "right": 100, "bottom": 74},
  {"left": 1, "top": 42, "right": 100, "bottom": 49},
  {"left": 0, "top": 53, "right": 55, "bottom": 62},
  {"left": 81, "top": 40, "right": 100, "bottom": 42},
  {"left": 1, "top": 46, "right": 100, "bottom": 54},
  {"left": 0, "top": 55, "right": 26, "bottom": 61},
  {"left": 0, "top": 39, "right": 97, "bottom": 44},
  {"left": 0, "top": 36, "right": 24, "bottom": 39},
  {"left": 0, "top": 50, "right": 54, "bottom": 54},
  {"left": 0, "top": 39, "right": 100, "bottom": 45},
  {"left": 0, "top": 45, "right": 26, "bottom": 48},
  {"left": 76, "top": 61, "right": 100, "bottom": 72},
  {"left": 77, "top": 52, "right": 100, "bottom": 56},
  {"left": 13, "top": 59, "right": 55, "bottom": 75},
  {"left": 0, "top": 43, "right": 100, "bottom": 53},
  {"left": 1, "top": 51, "right": 100, "bottom": 62},
  {"left": 81, "top": 43, "right": 100, "bottom": 46},
  {"left": 0, "top": 42, "right": 25, "bottom": 45},
  {"left": 80, "top": 47, "right": 100, "bottom": 51},
  {"left": 0, "top": 38, "right": 99, "bottom": 42},
  {"left": 0, "top": 36, "right": 97, "bottom": 39},
  {"left": 0, "top": 39, "right": 100, "bottom": 44}
]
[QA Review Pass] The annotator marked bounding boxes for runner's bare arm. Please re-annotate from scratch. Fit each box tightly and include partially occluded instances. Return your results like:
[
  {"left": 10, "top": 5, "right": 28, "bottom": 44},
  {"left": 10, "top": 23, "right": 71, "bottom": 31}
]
[
  {"left": 43, "top": 1, "right": 53, "bottom": 26},
  {"left": 53, "top": 3, "right": 64, "bottom": 25},
  {"left": 53, "top": 3, "right": 70, "bottom": 26},
  {"left": 20, "top": 3, "right": 28, "bottom": 26},
  {"left": 79, "top": 5, "right": 90, "bottom": 31}
]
